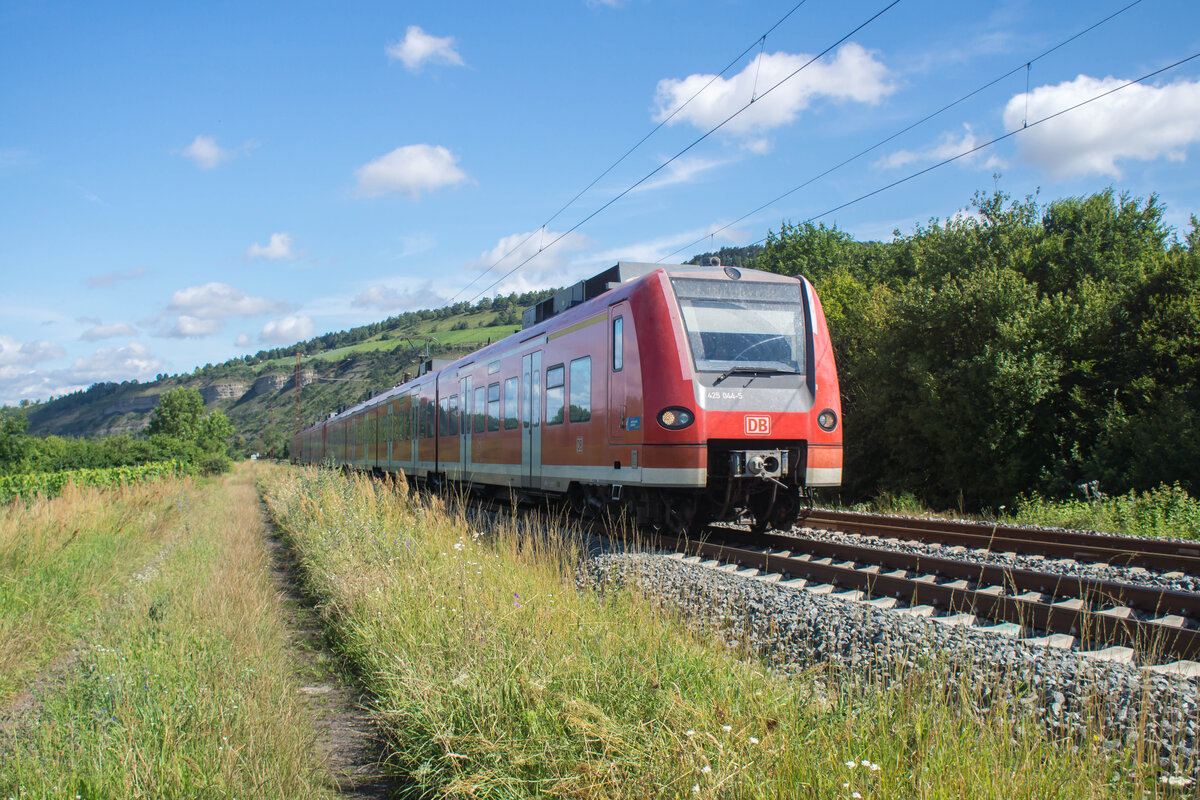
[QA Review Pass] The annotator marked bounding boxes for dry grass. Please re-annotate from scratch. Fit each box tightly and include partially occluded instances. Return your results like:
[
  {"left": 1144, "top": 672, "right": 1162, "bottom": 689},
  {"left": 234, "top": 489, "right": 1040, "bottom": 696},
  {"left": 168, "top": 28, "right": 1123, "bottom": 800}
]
[
  {"left": 262, "top": 465, "right": 1167, "bottom": 799},
  {"left": 0, "top": 465, "right": 339, "bottom": 798},
  {"left": 0, "top": 478, "right": 185, "bottom": 704}
]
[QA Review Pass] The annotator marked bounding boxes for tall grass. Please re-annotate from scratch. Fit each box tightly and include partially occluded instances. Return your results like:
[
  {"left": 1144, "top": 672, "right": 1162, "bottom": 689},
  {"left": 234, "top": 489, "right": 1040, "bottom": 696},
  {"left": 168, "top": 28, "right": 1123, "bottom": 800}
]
[
  {"left": 262, "top": 466, "right": 1154, "bottom": 798},
  {"left": 0, "top": 466, "right": 338, "bottom": 798},
  {"left": 0, "top": 478, "right": 186, "bottom": 704}
]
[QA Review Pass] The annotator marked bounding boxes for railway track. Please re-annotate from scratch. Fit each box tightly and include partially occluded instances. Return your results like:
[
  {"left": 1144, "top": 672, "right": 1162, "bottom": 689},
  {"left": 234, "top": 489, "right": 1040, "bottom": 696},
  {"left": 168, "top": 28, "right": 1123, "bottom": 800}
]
[
  {"left": 645, "top": 515, "right": 1200, "bottom": 672},
  {"left": 799, "top": 509, "right": 1200, "bottom": 575}
]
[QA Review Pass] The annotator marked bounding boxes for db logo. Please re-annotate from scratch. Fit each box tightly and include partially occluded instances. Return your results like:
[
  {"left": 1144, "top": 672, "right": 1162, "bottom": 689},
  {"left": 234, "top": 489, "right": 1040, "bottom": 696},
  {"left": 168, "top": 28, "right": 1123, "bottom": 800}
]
[{"left": 745, "top": 415, "right": 771, "bottom": 436}]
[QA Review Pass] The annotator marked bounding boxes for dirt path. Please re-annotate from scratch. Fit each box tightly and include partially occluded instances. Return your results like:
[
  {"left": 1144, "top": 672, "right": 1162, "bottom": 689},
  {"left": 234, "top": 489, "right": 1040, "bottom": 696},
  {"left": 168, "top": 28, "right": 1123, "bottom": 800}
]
[{"left": 257, "top": 494, "right": 393, "bottom": 798}]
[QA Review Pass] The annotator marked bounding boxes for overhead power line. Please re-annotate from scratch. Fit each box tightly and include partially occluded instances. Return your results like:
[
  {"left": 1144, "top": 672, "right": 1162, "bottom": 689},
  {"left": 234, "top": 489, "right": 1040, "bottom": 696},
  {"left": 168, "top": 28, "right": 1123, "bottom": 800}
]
[
  {"left": 656, "top": 0, "right": 1149, "bottom": 264},
  {"left": 743, "top": 50, "right": 1200, "bottom": 248},
  {"left": 465, "top": 0, "right": 906, "bottom": 303},
  {"left": 450, "top": 0, "right": 816, "bottom": 303}
]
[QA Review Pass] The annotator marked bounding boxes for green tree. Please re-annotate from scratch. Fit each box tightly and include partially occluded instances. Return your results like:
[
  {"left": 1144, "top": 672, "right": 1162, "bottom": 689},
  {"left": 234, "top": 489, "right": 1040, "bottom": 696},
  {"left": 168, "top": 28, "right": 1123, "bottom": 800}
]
[{"left": 146, "top": 387, "right": 205, "bottom": 441}]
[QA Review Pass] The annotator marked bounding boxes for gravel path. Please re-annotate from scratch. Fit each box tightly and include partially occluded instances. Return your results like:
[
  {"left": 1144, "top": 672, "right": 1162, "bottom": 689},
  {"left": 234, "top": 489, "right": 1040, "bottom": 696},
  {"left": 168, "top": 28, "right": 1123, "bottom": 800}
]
[{"left": 581, "top": 551, "right": 1200, "bottom": 781}]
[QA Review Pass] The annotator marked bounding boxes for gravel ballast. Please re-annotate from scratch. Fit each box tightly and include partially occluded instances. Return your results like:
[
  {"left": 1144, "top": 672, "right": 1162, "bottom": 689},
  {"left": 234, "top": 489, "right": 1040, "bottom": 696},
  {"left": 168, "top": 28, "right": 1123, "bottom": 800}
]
[{"left": 581, "top": 551, "right": 1200, "bottom": 780}]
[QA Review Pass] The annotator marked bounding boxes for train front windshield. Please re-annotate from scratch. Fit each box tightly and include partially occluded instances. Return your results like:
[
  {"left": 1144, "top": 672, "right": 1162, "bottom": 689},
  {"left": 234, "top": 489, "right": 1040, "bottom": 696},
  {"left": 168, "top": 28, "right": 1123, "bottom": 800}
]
[{"left": 671, "top": 277, "right": 806, "bottom": 374}]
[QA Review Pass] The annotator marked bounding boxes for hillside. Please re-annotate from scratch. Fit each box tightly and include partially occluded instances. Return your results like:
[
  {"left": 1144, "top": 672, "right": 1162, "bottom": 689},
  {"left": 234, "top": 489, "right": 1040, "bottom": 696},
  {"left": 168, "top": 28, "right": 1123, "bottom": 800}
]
[{"left": 20, "top": 289, "right": 555, "bottom": 457}]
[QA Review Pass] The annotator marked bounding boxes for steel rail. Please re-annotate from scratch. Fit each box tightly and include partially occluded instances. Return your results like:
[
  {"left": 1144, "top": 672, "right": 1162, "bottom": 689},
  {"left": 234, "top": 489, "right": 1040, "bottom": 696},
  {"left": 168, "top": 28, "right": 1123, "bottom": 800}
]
[
  {"left": 657, "top": 531, "right": 1200, "bottom": 663},
  {"left": 799, "top": 510, "right": 1200, "bottom": 575}
]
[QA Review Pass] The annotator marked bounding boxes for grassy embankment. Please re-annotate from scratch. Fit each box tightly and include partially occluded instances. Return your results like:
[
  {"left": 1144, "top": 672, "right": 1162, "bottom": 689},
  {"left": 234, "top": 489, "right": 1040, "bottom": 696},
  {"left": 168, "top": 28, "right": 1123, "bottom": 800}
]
[
  {"left": 857, "top": 483, "right": 1200, "bottom": 541},
  {"left": 0, "top": 466, "right": 337, "bottom": 798},
  {"left": 262, "top": 465, "right": 1162, "bottom": 798}
]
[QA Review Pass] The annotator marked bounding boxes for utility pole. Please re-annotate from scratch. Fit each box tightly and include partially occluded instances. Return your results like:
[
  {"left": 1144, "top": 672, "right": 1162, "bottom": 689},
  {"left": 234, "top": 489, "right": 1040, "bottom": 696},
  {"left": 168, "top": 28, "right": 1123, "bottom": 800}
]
[{"left": 294, "top": 352, "right": 303, "bottom": 460}]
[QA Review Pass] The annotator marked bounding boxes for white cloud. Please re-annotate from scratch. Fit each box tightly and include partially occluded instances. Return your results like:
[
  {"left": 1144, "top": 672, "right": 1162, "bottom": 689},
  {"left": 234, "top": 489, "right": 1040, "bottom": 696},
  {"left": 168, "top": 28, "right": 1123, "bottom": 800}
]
[
  {"left": 87, "top": 265, "right": 147, "bottom": 288},
  {"left": 386, "top": 26, "right": 465, "bottom": 71},
  {"left": 80, "top": 322, "right": 137, "bottom": 341},
  {"left": 235, "top": 332, "right": 252, "bottom": 347},
  {"left": 355, "top": 144, "right": 470, "bottom": 199},
  {"left": 157, "top": 282, "right": 291, "bottom": 338},
  {"left": 653, "top": 43, "right": 893, "bottom": 135},
  {"left": 167, "top": 282, "right": 290, "bottom": 319},
  {"left": 181, "top": 135, "right": 231, "bottom": 169},
  {"left": 1003, "top": 75, "right": 1200, "bottom": 178},
  {"left": 633, "top": 156, "right": 729, "bottom": 193},
  {"left": 876, "top": 124, "right": 1004, "bottom": 170},
  {"left": 461, "top": 229, "right": 594, "bottom": 295},
  {"left": 0, "top": 339, "right": 155, "bottom": 404},
  {"left": 0, "top": 334, "right": 64, "bottom": 366},
  {"left": 352, "top": 283, "right": 445, "bottom": 312},
  {"left": 260, "top": 315, "right": 315, "bottom": 344},
  {"left": 65, "top": 342, "right": 160, "bottom": 384},
  {"left": 246, "top": 232, "right": 295, "bottom": 261},
  {"left": 166, "top": 316, "right": 224, "bottom": 338}
]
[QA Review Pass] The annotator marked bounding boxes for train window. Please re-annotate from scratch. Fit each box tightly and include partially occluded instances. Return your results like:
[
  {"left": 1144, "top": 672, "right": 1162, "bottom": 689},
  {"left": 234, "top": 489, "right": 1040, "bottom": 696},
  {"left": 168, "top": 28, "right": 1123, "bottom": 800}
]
[
  {"left": 474, "top": 387, "right": 486, "bottom": 433},
  {"left": 671, "top": 278, "right": 805, "bottom": 374},
  {"left": 448, "top": 395, "right": 459, "bottom": 436},
  {"left": 569, "top": 357, "right": 591, "bottom": 423},
  {"left": 546, "top": 365, "right": 565, "bottom": 425},
  {"left": 487, "top": 383, "right": 501, "bottom": 432},
  {"left": 439, "top": 397, "right": 449, "bottom": 437},
  {"left": 427, "top": 398, "right": 436, "bottom": 439},
  {"left": 504, "top": 377, "right": 519, "bottom": 430},
  {"left": 613, "top": 317, "right": 623, "bottom": 372}
]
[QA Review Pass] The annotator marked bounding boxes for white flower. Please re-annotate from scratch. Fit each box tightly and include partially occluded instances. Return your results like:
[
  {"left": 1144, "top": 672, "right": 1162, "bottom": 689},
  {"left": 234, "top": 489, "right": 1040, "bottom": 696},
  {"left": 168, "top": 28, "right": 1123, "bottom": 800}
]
[
  {"left": 700, "top": 765, "right": 712, "bottom": 774},
  {"left": 842, "top": 783, "right": 850, "bottom": 789},
  {"left": 685, "top": 729, "right": 695, "bottom": 736},
  {"left": 749, "top": 736, "right": 759, "bottom": 744},
  {"left": 861, "top": 760, "right": 870, "bottom": 767},
  {"left": 721, "top": 725, "right": 732, "bottom": 732},
  {"left": 853, "top": 793, "right": 862, "bottom": 799},
  {"left": 845, "top": 761, "right": 856, "bottom": 768},
  {"left": 692, "top": 785, "right": 700, "bottom": 794},
  {"left": 870, "top": 763, "right": 880, "bottom": 772}
]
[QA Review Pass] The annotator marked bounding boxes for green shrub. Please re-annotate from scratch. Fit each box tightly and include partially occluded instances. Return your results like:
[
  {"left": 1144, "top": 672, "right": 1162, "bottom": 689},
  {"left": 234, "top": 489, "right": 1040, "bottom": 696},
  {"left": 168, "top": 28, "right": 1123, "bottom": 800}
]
[{"left": 198, "top": 455, "right": 232, "bottom": 476}]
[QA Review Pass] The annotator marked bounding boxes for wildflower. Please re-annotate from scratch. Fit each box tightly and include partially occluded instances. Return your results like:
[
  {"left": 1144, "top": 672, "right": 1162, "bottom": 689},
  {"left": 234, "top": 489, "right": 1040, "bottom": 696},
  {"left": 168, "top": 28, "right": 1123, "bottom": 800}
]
[
  {"left": 861, "top": 760, "right": 870, "bottom": 767},
  {"left": 700, "top": 765, "right": 712, "bottom": 774},
  {"left": 721, "top": 725, "right": 732, "bottom": 732},
  {"left": 692, "top": 786, "right": 700, "bottom": 794},
  {"left": 842, "top": 783, "right": 849, "bottom": 789},
  {"left": 513, "top": 592, "right": 520, "bottom": 606},
  {"left": 870, "top": 763, "right": 880, "bottom": 772},
  {"left": 853, "top": 793, "right": 862, "bottom": 799},
  {"left": 748, "top": 737, "right": 758, "bottom": 744},
  {"left": 685, "top": 730, "right": 696, "bottom": 736},
  {"left": 1161, "top": 776, "right": 1194, "bottom": 788},
  {"left": 845, "top": 761, "right": 856, "bottom": 768}
]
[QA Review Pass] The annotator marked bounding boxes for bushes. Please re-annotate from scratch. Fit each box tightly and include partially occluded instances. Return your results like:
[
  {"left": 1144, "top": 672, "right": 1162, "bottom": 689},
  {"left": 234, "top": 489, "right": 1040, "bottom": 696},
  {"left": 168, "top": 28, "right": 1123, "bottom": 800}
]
[
  {"left": 757, "top": 189, "right": 1199, "bottom": 510},
  {"left": 0, "top": 460, "right": 190, "bottom": 503}
]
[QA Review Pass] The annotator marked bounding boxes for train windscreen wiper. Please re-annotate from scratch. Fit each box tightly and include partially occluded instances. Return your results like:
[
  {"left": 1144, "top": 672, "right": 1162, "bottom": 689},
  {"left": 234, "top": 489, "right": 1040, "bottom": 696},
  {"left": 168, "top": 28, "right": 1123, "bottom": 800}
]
[{"left": 713, "top": 366, "right": 798, "bottom": 386}]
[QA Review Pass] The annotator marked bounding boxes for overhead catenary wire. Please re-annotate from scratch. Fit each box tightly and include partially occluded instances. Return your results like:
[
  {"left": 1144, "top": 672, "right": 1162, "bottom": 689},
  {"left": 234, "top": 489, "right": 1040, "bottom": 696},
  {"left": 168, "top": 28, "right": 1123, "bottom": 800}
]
[
  {"left": 464, "top": 0, "right": 906, "bottom": 304},
  {"left": 449, "top": 0, "right": 815, "bottom": 303},
  {"left": 656, "top": 0, "right": 1148, "bottom": 264},
  {"left": 740, "top": 50, "right": 1200, "bottom": 248}
]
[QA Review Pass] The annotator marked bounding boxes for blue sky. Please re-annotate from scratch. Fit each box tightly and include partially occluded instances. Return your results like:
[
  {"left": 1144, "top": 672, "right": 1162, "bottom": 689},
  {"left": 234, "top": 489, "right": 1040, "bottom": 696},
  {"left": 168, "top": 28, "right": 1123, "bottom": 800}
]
[{"left": 2, "top": 0, "right": 1198, "bottom": 405}]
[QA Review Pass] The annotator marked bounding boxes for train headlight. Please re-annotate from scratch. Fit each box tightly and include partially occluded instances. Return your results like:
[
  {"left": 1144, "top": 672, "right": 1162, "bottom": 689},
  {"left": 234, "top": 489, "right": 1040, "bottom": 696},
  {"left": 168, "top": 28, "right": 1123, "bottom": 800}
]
[
  {"left": 658, "top": 407, "right": 694, "bottom": 429},
  {"left": 817, "top": 408, "right": 838, "bottom": 432}
]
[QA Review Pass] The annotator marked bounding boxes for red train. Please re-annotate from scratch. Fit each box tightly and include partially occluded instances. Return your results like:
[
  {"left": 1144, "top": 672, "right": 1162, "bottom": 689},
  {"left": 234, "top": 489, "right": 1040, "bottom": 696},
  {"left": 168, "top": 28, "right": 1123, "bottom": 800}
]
[{"left": 291, "top": 260, "right": 841, "bottom": 533}]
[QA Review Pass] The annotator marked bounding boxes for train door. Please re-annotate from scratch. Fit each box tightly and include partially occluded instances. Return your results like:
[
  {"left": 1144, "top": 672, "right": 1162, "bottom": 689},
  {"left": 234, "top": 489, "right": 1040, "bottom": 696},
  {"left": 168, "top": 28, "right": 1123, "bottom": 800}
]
[
  {"left": 522, "top": 351, "right": 542, "bottom": 487},
  {"left": 459, "top": 376, "right": 472, "bottom": 478},
  {"left": 608, "top": 304, "right": 629, "bottom": 443}
]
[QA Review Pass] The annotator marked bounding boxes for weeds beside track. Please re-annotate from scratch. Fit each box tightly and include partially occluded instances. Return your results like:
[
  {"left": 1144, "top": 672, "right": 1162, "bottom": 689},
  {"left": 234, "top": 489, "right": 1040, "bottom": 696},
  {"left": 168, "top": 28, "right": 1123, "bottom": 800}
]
[{"left": 260, "top": 465, "right": 1163, "bottom": 798}]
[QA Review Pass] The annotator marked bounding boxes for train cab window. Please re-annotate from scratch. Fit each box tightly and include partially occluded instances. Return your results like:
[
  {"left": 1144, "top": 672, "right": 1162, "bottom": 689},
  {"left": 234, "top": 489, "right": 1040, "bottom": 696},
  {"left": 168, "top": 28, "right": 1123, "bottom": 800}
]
[
  {"left": 448, "top": 395, "right": 459, "bottom": 436},
  {"left": 473, "top": 387, "right": 486, "bottom": 433},
  {"left": 546, "top": 365, "right": 565, "bottom": 425},
  {"left": 613, "top": 316, "right": 623, "bottom": 372},
  {"left": 504, "top": 376, "right": 519, "bottom": 430},
  {"left": 487, "top": 382, "right": 501, "bottom": 432},
  {"left": 569, "top": 357, "right": 591, "bottom": 423}
]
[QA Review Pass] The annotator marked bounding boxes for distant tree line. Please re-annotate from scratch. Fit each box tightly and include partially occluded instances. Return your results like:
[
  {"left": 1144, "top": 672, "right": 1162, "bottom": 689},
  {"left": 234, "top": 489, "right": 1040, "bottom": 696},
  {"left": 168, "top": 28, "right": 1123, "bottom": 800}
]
[
  {"left": 1, "top": 388, "right": 233, "bottom": 476},
  {"left": 754, "top": 189, "right": 1198, "bottom": 510}
]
